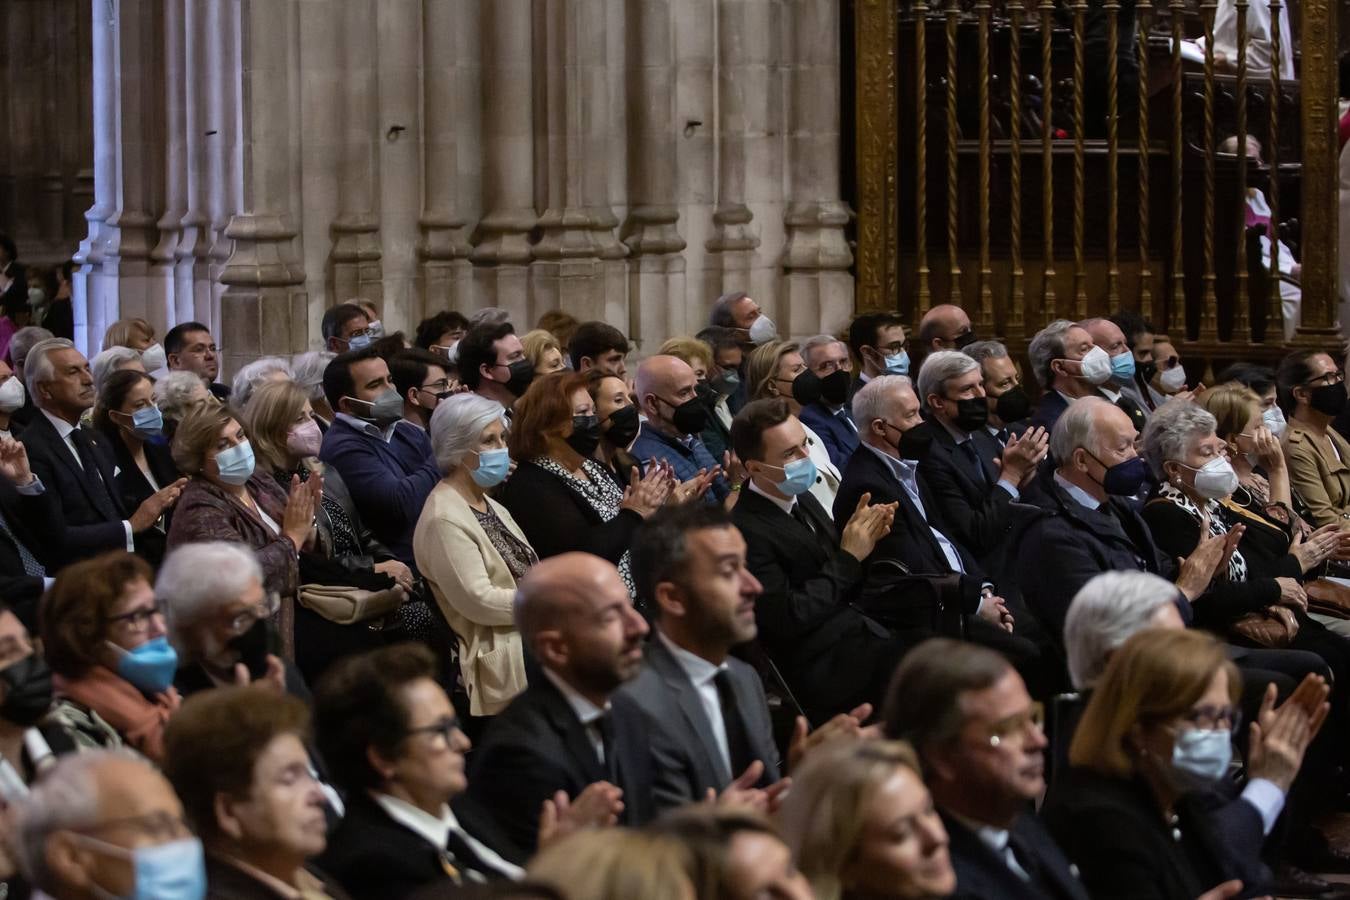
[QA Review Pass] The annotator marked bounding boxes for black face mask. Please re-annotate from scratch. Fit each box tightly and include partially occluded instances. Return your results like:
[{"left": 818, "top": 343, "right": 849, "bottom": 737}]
[
  {"left": 819, "top": 370, "right": 851, "bottom": 406},
  {"left": 896, "top": 422, "right": 934, "bottom": 460},
  {"left": 1308, "top": 381, "right": 1349, "bottom": 417},
  {"left": 992, "top": 386, "right": 1032, "bottom": 423},
  {"left": 789, "top": 370, "right": 823, "bottom": 406},
  {"left": 496, "top": 359, "right": 536, "bottom": 398},
  {"left": 662, "top": 395, "right": 710, "bottom": 436},
  {"left": 566, "top": 414, "right": 602, "bottom": 457},
  {"left": 602, "top": 405, "right": 641, "bottom": 448},
  {"left": 954, "top": 330, "right": 978, "bottom": 350},
  {"left": 228, "top": 618, "right": 276, "bottom": 681},
  {"left": 1138, "top": 360, "right": 1158, "bottom": 383},
  {"left": 0, "top": 654, "right": 52, "bottom": 727},
  {"left": 695, "top": 380, "right": 718, "bottom": 408},
  {"left": 950, "top": 396, "right": 990, "bottom": 432}
]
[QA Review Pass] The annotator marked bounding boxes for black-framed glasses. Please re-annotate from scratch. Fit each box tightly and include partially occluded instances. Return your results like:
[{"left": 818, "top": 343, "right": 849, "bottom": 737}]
[
  {"left": 404, "top": 716, "right": 462, "bottom": 747},
  {"left": 77, "top": 810, "right": 192, "bottom": 842},
  {"left": 418, "top": 379, "right": 455, "bottom": 399},
  {"left": 1303, "top": 371, "right": 1346, "bottom": 388},
  {"left": 106, "top": 601, "right": 166, "bottom": 631}
]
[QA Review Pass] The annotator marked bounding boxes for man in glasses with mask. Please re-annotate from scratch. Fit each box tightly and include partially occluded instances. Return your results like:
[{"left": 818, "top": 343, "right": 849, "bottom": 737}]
[
  {"left": 321, "top": 303, "right": 376, "bottom": 355},
  {"left": 390, "top": 348, "right": 457, "bottom": 432},
  {"left": 319, "top": 347, "right": 440, "bottom": 568},
  {"left": 632, "top": 355, "right": 731, "bottom": 505}
]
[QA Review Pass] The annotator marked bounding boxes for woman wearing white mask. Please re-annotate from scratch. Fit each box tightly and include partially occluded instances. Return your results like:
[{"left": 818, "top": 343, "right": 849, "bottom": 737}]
[
  {"left": 414, "top": 393, "right": 537, "bottom": 720},
  {"left": 101, "top": 317, "right": 168, "bottom": 373},
  {"left": 1140, "top": 400, "right": 1350, "bottom": 677},
  {"left": 0, "top": 359, "right": 25, "bottom": 440}
]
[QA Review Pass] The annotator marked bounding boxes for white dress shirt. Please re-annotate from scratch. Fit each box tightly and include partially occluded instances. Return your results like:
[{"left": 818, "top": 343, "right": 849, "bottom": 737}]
[
  {"left": 862, "top": 443, "right": 966, "bottom": 574},
  {"left": 1054, "top": 471, "right": 1104, "bottom": 512},
  {"left": 373, "top": 793, "right": 524, "bottom": 880},
  {"left": 657, "top": 631, "right": 733, "bottom": 776},
  {"left": 40, "top": 410, "right": 134, "bottom": 551},
  {"left": 336, "top": 412, "right": 400, "bottom": 443},
  {"left": 802, "top": 422, "right": 842, "bottom": 518}
]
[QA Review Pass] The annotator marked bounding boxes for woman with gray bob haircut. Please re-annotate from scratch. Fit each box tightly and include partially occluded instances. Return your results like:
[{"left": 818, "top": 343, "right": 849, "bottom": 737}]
[
  {"left": 413, "top": 393, "right": 537, "bottom": 715},
  {"left": 1064, "top": 571, "right": 1185, "bottom": 690},
  {"left": 153, "top": 369, "right": 213, "bottom": 437}
]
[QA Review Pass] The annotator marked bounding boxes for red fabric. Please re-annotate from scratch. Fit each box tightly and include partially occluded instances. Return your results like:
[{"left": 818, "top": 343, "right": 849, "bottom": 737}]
[
  {"left": 1339, "top": 107, "right": 1350, "bottom": 153},
  {"left": 54, "top": 665, "right": 180, "bottom": 762}
]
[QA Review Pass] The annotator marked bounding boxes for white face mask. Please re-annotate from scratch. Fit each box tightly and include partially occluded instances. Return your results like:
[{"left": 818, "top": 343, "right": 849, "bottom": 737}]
[
  {"left": 1183, "top": 456, "right": 1240, "bottom": 500},
  {"left": 1159, "top": 365, "right": 1188, "bottom": 393},
  {"left": 0, "top": 377, "right": 23, "bottom": 414},
  {"left": 1262, "top": 406, "right": 1287, "bottom": 436},
  {"left": 1075, "top": 346, "right": 1113, "bottom": 386},
  {"left": 748, "top": 315, "right": 777, "bottom": 345},
  {"left": 141, "top": 342, "right": 167, "bottom": 372}
]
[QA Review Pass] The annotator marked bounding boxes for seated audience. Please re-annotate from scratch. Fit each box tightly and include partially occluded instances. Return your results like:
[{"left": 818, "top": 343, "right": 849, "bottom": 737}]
[
  {"left": 569, "top": 322, "right": 629, "bottom": 378},
  {"left": 154, "top": 369, "right": 214, "bottom": 438},
  {"left": 162, "top": 686, "right": 342, "bottom": 898},
  {"left": 1081, "top": 316, "right": 1150, "bottom": 432},
  {"left": 316, "top": 643, "right": 530, "bottom": 898},
  {"left": 697, "top": 325, "right": 747, "bottom": 413},
  {"left": 631, "top": 355, "right": 732, "bottom": 503},
  {"left": 660, "top": 335, "right": 733, "bottom": 464},
  {"left": 710, "top": 291, "right": 776, "bottom": 351},
  {"left": 527, "top": 829, "right": 693, "bottom": 900},
  {"left": 918, "top": 303, "right": 977, "bottom": 356},
  {"left": 797, "top": 334, "right": 861, "bottom": 471},
  {"left": 415, "top": 309, "right": 470, "bottom": 358},
  {"left": 21, "top": 338, "right": 182, "bottom": 563},
  {"left": 230, "top": 355, "right": 294, "bottom": 408},
  {"left": 884, "top": 639, "right": 1089, "bottom": 900},
  {"left": 1278, "top": 349, "right": 1350, "bottom": 527},
  {"left": 167, "top": 404, "right": 318, "bottom": 601},
  {"left": 319, "top": 347, "right": 441, "bottom": 567},
  {"left": 89, "top": 345, "right": 145, "bottom": 393},
  {"left": 42, "top": 552, "right": 181, "bottom": 760},
  {"left": 164, "top": 320, "right": 230, "bottom": 400},
  {"left": 459, "top": 322, "right": 535, "bottom": 412},
  {"left": 962, "top": 340, "right": 1033, "bottom": 447},
  {"left": 522, "top": 329, "right": 566, "bottom": 376},
  {"left": 43, "top": 261, "right": 73, "bottom": 340},
  {"left": 468, "top": 554, "right": 654, "bottom": 853},
  {"left": 648, "top": 807, "right": 813, "bottom": 900},
  {"left": 1108, "top": 308, "right": 1158, "bottom": 412},
  {"left": 291, "top": 349, "right": 338, "bottom": 430},
  {"left": 848, "top": 312, "right": 911, "bottom": 390},
  {"left": 498, "top": 371, "right": 669, "bottom": 600},
  {"left": 731, "top": 396, "right": 904, "bottom": 721},
  {"left": 415, "top": 394, "right": 536, "bottom": 717},
  {"left": 1025, "top": 319, "right": 1111, "bottom": 432},
  {"left": 322, "top": 302, "right": 376, "bottom": 354},
  {"left": 0, "top": 599, "right": 70, "bottom": 782},
  {"left": 355, "top": 298, "right": 383, "bottom": 337},
  {"left": 778, "top": 739, "right": 957, "bottom": 900},
  {"left": 10, "top": 749, "right": 207, "bottom": 900},
  {"left": 584, "top": 370, "right": 643, "bottom": 489},
  {"left": 1064, "top": 571, "right": 1186, "bottom": 692},
  {"left": 621, "top": 503, "right": 785, "bottom": 810},
  {"left": 745, "top": 340, "right": 842, "bottom": 517}
]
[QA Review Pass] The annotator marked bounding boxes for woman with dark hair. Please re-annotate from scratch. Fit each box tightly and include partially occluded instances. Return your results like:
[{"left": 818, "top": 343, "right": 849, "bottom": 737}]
[
  {"left": 1277, "top": 350, "right": 1350, "bottom": 527},
  {"left": 584, "top": 370, "right": 642, "bottom": 489},
  {"left": 94, "top": 369, "right": 183, "bottom": 565}
]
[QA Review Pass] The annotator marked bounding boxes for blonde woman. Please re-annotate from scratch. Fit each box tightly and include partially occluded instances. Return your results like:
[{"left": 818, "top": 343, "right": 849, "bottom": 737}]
[
  {"left": 528, "top": 829, "right": 697, "bottom": 900},
  {"left": 779, "top": 739, "right": 955, "bottom": 900},
  {"left": 101, "top": 317, "right": 166, "bottom": 371},
  {"left": 522, "top": 328, "right": 567, "bottom": 375}
]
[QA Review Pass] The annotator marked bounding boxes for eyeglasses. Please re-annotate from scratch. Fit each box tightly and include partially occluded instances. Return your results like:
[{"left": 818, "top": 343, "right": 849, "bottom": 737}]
[
  {"left": 225, "top": 593, "right": 281, "bottom": 636},
  {"left": 78, "top": 810, "right": 193, "bottom": 843},
  {"left": 1302, "top": 371, "right": 1346, "bottom": 388},
  {"left": 404, "top": 716, "right": 462, "bottom": 747},
  {"left": 984, "top": 704, "right": 1045, "bottom": 748},
  {"left": 418, "top": 379, "right": 455, "bottom": 399},
  {"left": 1180, "top": 704, "right": 1241, "bottom": 733},
  {"left": 106, "top": 601, "right": 166, "bottom": 632}
]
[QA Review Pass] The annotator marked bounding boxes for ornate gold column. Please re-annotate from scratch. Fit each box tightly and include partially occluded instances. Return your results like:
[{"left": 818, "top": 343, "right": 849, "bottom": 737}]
[
  {"left": 852, "top": 0, "right": 898, "bottom": 313},
  {"left": 1295, "top": 0, "right": 1340, "bottom": 342}
]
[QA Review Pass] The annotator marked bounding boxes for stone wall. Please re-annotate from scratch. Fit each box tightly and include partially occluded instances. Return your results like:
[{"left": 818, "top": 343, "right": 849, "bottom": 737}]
[{"left": 46, "top": 0, "right": 853, "bottom": 370}]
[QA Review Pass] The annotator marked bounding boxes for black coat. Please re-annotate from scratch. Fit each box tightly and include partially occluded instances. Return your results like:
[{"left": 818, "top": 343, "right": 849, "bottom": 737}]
[
  {"left": 942, "top": 810, "right": 1090, "bottom": 900},
  {"left": 918, "top": 423, "right": 1025, "bottom": 573},
  {"left": 731, "top": 486, "right": 900, "bottom": 723},
  {"left": 205, "top": 854, "right": 349, "bottom": 900},
  {"left": 495, "top": 459, "right": 643, "bottom": 566},
  {"left": 19, "top": 412, "right": 134, "bottom": 564},
  {"left": 466, "top": 672, "right": 656, "bottom": 855},
  {"left": 317, "top": 792, "right": 522, "bottom": 900},
  {"left": 0, "top": 475, "right": 62, "bottom": 629},
  {"left": 1028, "top": 390, "right": 1070, "bottom": 434},
  {"left": 106, "top": 431, "right": 180, "bottom": 565}
]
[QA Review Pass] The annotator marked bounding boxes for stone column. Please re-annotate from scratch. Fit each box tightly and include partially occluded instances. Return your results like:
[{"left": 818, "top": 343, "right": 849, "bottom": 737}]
[
  {"left": 471, "top": 0, "right": 537, "bottom": 322},
  {"left": 296, "top": 0, "right": 340, "bottom": 342},
  {"left": 71, "top": 1, "right": 96, "bottom": 259},
  {"left": 35, "top": 3, "right": 66, "bottom": 252},
  {"left": 74, "top": 0, "right": 119, "bottom": 354},
  {"left": 622, "top": 0, "right": 687, "bottom": 348},
  {"left": 219, "top": 0, "right": 308, "bottom": 376},
  {"left": 376, "top": 0, "right": 420, "bottom": 329},
  {"left": 175, "top": 0, "right": 213, "bottom": 328},
  {"left": 152, "top": 0, "right": 186, "bottom": 329},
  {"left": 329, "top": 0, "right": 382, "bottom": 306},
  {"left": 207, "top": 0, "right": 240, "bottom": 337},
  {"left": 781, "top": 0, "right": 853, "bottom": 337},
  {"left": 419, "top": 0, "right": 478, "bottom": 317}
]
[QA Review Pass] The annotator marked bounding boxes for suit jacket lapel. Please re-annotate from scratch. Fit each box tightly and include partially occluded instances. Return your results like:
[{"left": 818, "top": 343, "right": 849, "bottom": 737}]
[
  {"left": 37, "top": 417, "right": 119, "bottom": 517},
  {"left": 647, "top": 639, "right": 732, "bottom": 787},
  {"left": 537, "top": 677, "right": 607, "bottom": 785}
]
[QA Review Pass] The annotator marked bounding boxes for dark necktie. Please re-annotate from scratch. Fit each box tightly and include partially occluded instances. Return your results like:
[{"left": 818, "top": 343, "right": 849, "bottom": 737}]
[
  {"left": 713, "top": 669, "right": 757, "bottom": 779},
  {"left": 835, "top": 408, "right": 858, "bottom": 434},
  {"left": 789, "top": 501, "right": 817, "bottom": 536},
  {"left": 595, "top": 712, "right": 620, "bottom": 787},
  {"left": 960, "top": 440, "right": 989, "bottom": 486},
  {"left": 995, "top": 428, "right": 1010, "bottom": 447},
  {"left": 0, "top": 509, "right": 43, "bottom": 577},
  {"left": 70, "top": 430, "right": 118, "bottom": 516},
  {"left": 1008, "top": 828, "right": 1074, "bottom": 900},
  {"left": 444, "top": 828, "right": 494, "bottom": 884}
]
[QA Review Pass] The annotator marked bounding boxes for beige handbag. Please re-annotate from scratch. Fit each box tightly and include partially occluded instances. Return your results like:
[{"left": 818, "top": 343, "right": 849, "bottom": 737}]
[
  {"left": 1229, "top": 604, "right": 1300, "bottom": 648},
  {"left": 297, "top": 583, "right": 405, "bottom": 625}
]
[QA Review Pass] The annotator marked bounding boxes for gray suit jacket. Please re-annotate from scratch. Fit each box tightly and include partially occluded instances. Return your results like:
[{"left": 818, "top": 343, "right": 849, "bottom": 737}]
[{"left": 620, "top": 633, "right": 781, "bottom": 811}]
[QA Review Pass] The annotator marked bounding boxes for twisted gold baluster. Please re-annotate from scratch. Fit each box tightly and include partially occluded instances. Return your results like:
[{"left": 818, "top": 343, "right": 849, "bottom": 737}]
[
  {"left": 1233, "top": 0, "right": 1251, "bottom": 342},
  {"left": 1008, "top": 0, "right": 1026, "bottom": 339},
  {"left": 1169, "top": 0, "right": 1186, "bottom": 336},
  {"left": 945, "top": 0, "right": 963, "bottom": 304},
  {"left": 1201, "top": 0, "right": 1219, "bottom": 340},
  {"left": 915, "top": 0, "right": 932, "bottom": 312},
  {"left": 1106, "top": 0, "right": 1121, "bottom": 305},
  {"left": 1137, "top": 0, "right": 1154, "bottom": 321},
  {"left": 1071, "top": 0, "right": 1088, "bottom": 317},
  {"left": 1265, "top": 0, "right": 1283, "bottom": 342},
  {"left": 1040, "top": 0, "right": 1056, "bottom": 314},
  {"left": 977, "top": 0, "right": 994, "bottom": 329}
]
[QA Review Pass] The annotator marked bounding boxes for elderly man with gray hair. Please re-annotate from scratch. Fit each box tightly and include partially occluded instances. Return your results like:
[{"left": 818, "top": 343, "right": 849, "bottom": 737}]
[
  {"left": 10, "top": 748, "right": 207, "bottom": 900},
  {"left": 797, "top": 333, "right": 861, "bottom": 470},
  {"left": 6, "top": 325, "right": 52, "bottom": 428},
  {"left": 1025, "top": 319, "right": 1113, "bottom": 433}
]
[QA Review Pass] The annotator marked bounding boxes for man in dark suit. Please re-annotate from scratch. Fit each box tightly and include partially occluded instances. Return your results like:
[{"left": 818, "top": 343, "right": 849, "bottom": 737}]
[
  {"left": 963, "top": 340, "right": 1033, "bottom": 448},
  {"left": 19, "top": 338, "right": 180, "bottom": 565},
  {"left": 1025, "top": 320, "right": 1113, "bottom": 434},
  {"left": 1082, "top": 316, "right": 1150, "bottom": 433},
  {"left": 729, "top": 398, "right": 904, "bottom": 723},
  {"left": 468, "top": 552, "right": 655, "bottom": 854},
  {"left": 885, "top": 639, "right": 1090, "bottom": 900},
  {"left": 0, "top": 437, "right": 59, "bottom": 628},
  {"left": 797, "top": 335, "right": 860, "bottom": 470},
  {"left": 621, "top": 503, "right": 788, "bottom": 811}
]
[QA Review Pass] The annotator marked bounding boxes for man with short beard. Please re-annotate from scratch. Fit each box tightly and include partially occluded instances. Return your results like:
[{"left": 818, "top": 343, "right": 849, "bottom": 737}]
[{"left": 468, "top": 553, "right": 655, "bottom": 854}]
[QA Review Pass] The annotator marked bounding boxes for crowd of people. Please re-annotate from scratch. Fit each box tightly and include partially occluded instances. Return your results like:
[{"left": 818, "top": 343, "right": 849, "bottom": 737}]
[{"left": 1, "top": 290, "right": 1350, "bottom": 899}]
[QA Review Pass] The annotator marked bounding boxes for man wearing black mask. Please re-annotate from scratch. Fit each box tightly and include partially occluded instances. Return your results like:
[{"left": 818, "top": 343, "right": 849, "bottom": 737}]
[
  {"left": 459, "top": 322, "right": 535, "bottom": 413},
  {"left": 963, "top": 340, "right": 1034, "bottom": 449},
  {"left": 632, "top": 356, "right": 730, "bottom": 504},
  {"left": 798, "top": 335, "right": 860, "bottom": 471}
]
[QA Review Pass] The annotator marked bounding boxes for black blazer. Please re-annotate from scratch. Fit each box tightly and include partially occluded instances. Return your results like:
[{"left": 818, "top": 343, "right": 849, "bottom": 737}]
[
  {"left": 619, "top": 633, "right": 780, "bottom": 810},
  {"left": 205, "top": 854, "right": 349, "bottom": 900},
  {"left": 19, "top": 412, "right": 133, "bottom": 564},
  {"left": 318, "top": 792, "right": 522, "bottom": 900},
  {"left": 832, "top": 441, "right": 986, "bottom": 614},
  {"left": 495, "top": 459, "right": 643, "bottom": 567},
  {"left": 466, "top": 672, "right": 655, "bottom": 855},
  {"left": 107, "top": 431, "right": 179, "bottom": 565},
  {"left": 919, "top": 423, "right": 1022, "bottom": 567},
  {"left": 731, "top": 486, "right": 896, "bottom": 723},
  {"left": 942, "top": 810, "right": 1090, "bottom": 900},
  {"left": 0, "top": 475, "right": 62, "bottom": 628}
]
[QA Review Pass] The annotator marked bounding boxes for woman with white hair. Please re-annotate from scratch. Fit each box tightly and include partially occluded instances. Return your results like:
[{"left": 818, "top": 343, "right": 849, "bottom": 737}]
[
  {"left": 153, "top": 369, "right": 213, "bottom": 439},
  {"left": 230, "top": 355, "right": 294, "bottom": 408},
  {"left": 413, "top": 393, "right": 537, "bottom": 718},
  {"left": 89, "top": 345, "right": 144, "bottom": 394},
  {"left": 290, "top": 350, "right": 336, "bottom": 431},
  {"left": 1064, "top": 571, "right": 1185, "bottom": 692}
]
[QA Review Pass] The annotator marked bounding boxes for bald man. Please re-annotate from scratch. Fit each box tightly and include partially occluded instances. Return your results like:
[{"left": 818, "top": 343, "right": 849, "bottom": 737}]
[
  {"left": 918, "top": 304, "right": 976, "bottom": 355},
  {"left": 631, "top": 355, "right": 731, "bottom": 503},
  {"left": 467, "top": 553, "right": 656, "bottom": 853}
]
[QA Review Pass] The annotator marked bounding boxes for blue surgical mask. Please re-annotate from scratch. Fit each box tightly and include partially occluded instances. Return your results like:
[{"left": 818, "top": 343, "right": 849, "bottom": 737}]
[
  {"left": 110, "top": 637, "right": 179, "bottom": 696},
  {"left": 74, "top": 834, "right": 206, "bottom": 900},
  {"left": 347, "top": 333, "right": 373, "bottom": 351},
  {"left": 214, "top": 440, "right": 256, "bottom": 486},
  {"left": 769, "top": 457, "right": 817, "bottom": 496},
  {"left": 1171, "top": 727, "right": 1232, "bottom": 782},
  {"left": 470, "top": 448, "right": 511, "bottom": 488},
  {"left": 885, "top": 351, "right": 910, "bottom": 376},
  {"left": 1109, "top": 351, "right": 1136, "bottom": 382},
  {"left": 127, "top": 405, "right": 164, "bottom": 439}
]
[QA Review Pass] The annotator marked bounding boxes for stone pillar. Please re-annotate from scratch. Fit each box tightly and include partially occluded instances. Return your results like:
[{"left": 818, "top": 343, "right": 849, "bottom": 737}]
[
  {"left": 71, "top": 1, "right": 96, "bottom": 258},
  {"left": 219, "top": 0, "right": 308, "bottom": 376},
  {"left": 207, "top": 0, "right": 240, "bottom": 338},
  {"left": 419, "top": 0, "right": 478, "bottom": 317},
  {"left": 296, "top": 0, "right": 340, "bottom": 342},
  {"left": 152, "top": 0, "right": 186, "bottom": 331},
  {"left": 376, "top": 0, "right": 420, "bottom": 329},
  {"left": 623, "top": 0, "right": 687, "bottom": 349},
  {"left": 329, "top": 0, "right": 382, "bottom": 306},
  {"left": 781, "top": 0, "right": 853, "bottom": 337},
  {"left": 704, "top": 0, "right": 764, "bottom": 310},
  {"left": 471, "top": 0, "right": 537, "bottom": 322},
  {"left": 175, "top": 0, "right": 213, "bottom": 329},
  {"left": 74, "top": 0, "right": 119, "bottom": 355}
]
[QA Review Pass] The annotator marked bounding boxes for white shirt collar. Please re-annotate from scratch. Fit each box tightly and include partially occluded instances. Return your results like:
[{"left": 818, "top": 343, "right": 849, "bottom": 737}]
[
  {"left": 1054, "top": 471, "right": 1104, "bottom": 511},
  {"left": 746, "top": 476, "right": 796, "bottom": 515},
  {"left": 1056, "top": 389, "right": 1079, "bottom": 407},
  {"left": 656, "top": 631, "right": 726, "bottom": 688},
  {"left": 937, "top": 416, "right": 972, "bottom": 444},
  {"left": 1099, "top": 386, "right": 1122, "bottom": 403},
  {"left": 336, "top": 412, "right": 399, "bottom": 443},
  {"left": 542, "top": 668, "right": 609, "bottom": 726},
  {"left": 40, "top": 408, "right": 77, "bottom": 439},
  {"left": 864, "top": 441, "right": 914, "bottom": 479},
  {"left": 373, "top": 792, "right": 456, "bottom": 849}
]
